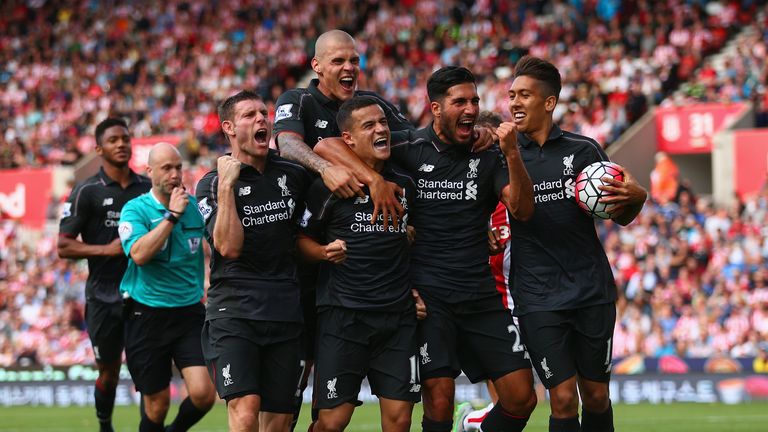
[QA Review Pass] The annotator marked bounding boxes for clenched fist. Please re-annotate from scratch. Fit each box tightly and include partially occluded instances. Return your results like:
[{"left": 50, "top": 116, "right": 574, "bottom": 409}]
[{"left": 218, "top": 155, "right": 242, "bottom": 188}]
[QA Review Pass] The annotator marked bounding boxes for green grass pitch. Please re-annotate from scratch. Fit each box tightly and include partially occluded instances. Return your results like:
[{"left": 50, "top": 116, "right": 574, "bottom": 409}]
[{"left": 2, "top": 401, "right": 768, "bottom": 431}]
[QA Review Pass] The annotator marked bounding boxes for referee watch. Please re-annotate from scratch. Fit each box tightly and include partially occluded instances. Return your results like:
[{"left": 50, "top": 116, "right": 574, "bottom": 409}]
[{"left": 163, "top": 211, "right": 179, "bottom": 224}]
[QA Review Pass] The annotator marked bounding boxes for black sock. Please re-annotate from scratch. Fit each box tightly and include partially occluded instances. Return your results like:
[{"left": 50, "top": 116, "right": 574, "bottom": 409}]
[
  {"left": 480, "top": 404, "right": 528, "bottom": 432},
  {"left": 94, "top": 378, "right": 116, "bottom": 432},
  {"left": 550, "top": 415, "right": 580, "bottom": 432},
  {"left": 422, "top": 416, "right": 452, "bottom": 432},
  {"left": 581, "top": 402, "right": 614, "bottom": 432},
  {"left": 165, "top": 397, "right": 210, "bottom": 432},
  {"left": 139, "top": 415, "right": 165, "bottom": 432}
]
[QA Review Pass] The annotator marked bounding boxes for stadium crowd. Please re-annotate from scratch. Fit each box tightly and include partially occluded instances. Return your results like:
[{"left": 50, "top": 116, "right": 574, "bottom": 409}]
[{"left": 0, "top": 0, "right": 761, "bottom": 170}]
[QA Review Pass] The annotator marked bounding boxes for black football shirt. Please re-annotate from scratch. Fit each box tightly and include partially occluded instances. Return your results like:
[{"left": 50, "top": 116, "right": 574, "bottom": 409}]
[
  {"left": 300, "top": 163, "right": 416, "bottom": 311},
  {"left": 195, "top": 150, "right": 312, "bottom": 322},
  {"left": 59, "top": 168, "right": 151, "bottom": 303},
  {"left": 509, "top": 125, "right": 617, "bottom": 315},
  {"left": 272, "top": 79, "right": 413, "bottom": 148},
  {"left": 389, "top": 126, "right": 510, "bottom": 303}
]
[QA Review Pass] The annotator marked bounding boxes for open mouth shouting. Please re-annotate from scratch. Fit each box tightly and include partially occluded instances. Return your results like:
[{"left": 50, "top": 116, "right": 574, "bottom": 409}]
[
  {"left": 513, "top": 111, "right": 526, "bottom": 124},
  {"left": 254, "top": 128, "right": 269, "bottom": 144},
  {"left": 339, "top": 76, "right": 356, "bottom": 92},
  {"left": 456, "top": 118, "right": 475, "bottom": 139},
  {"left": 373, "top": 136, "right": 389, "bottom": 150}
]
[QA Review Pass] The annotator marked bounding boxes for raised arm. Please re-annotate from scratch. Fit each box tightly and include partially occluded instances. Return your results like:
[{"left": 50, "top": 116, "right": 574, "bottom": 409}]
[
  {"left": 314, "top": 137, "right": 403, "bottom": 228},
  {"left": 128, "top": 187, "right": 187, "bottom": 266},
  {"left": 212, "top": 156, "right": 244, "bottom": 258},
  {"left": 278, "top": 132, "right": 364, "bottom": 199},
  {"left": 496, "top": 123, "right": 534, "bottom": 221}
]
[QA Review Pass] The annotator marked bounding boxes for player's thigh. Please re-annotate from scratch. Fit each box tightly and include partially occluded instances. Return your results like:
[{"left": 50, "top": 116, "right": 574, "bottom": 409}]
[
  {"left": 170, "top": 303, "right": 206, "bottom": 370},
  {"left": 368, "top": 309, "right": 421, "bottom": 403},
  {"left": 124, "top": 302, "right": 173, "bottom": 395},
  {"left": 259, "top": 322, "right": 304, "bottom": 414},
  {"left": 202, "top": 318, "right": 265, "bottom": 401},
  {"left": 416, "top": 298, "right": 460, "bottom": 380},
  {"left": 518, "top": 309, "right": 577, "bottom": 389},
  {"left": 572, "top": 303, "right": 616, "bottom": 383},
  {"left": 313, "top": 308, "right": 370, "bottom": 410},
  {"left": 457, "top": 297, "right": 531, "bottom": 383},
  {"left": 85, "top": 300, "right": 124, "bottom": 363}
]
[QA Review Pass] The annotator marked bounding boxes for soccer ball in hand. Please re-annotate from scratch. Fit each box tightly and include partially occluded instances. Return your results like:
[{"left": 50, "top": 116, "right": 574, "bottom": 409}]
[{"left": 574, "top": 161, "right": 625, "bottom": 219}]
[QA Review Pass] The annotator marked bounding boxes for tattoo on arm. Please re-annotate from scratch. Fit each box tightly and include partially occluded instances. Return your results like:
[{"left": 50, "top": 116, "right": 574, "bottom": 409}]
[{"left": 278, "top": 134, "right": 331, "bottom": 174}]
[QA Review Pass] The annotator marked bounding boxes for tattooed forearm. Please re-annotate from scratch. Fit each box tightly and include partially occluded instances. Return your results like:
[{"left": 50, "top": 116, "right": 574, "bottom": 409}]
[{"left": 277, "top": 134, "right": 331, "bottom": 174}]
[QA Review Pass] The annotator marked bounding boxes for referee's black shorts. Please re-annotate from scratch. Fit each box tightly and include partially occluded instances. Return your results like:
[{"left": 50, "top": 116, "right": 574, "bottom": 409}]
[
  {"left": 124, "top": 301, "right": 206, "bottom": 395},
  {"left": 417, "top": 293, "right": 531, "bottom": 383}
]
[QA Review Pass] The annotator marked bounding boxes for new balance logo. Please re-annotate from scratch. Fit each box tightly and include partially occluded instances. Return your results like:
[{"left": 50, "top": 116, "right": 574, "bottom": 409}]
[
  {"left": 418, "top": 164, "right": 434, "bottom": 172},
  {"left": 541, "top": 357, "right": 554, "bottom": 379},
  {"left": 238, "top": 186, "right": 251, "bottom": 196},
  {"left": 222, "top": 363, "right": 234, "bottom": 387},
  {"left": 420, "top": 343, "right": 431, "bottom": 364},
  {"left": 327, "top": 377, "right": 338, "bottom": 399},
  {"left": 102, "top": 198, "right": 113, "bottom": 206},
  {"left": 354, "top": 195, "right": 369, "bottom": 204},
  {"left": 315, "top": 119, "right": 328, "bottom": 129},
  {"left": 465, "top": 180, "right": 477, "bottom": 200},
  {"left": 410, "top": 384, "right": 421, "bottom": 392}
]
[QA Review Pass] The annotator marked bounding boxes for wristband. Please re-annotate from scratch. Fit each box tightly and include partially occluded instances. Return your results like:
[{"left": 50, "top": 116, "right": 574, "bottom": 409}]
[
  {"left": 168, "top": 208, "right": 183, "bottom": 215},
  {"left": 163, "top": 211, "right": 179, "bottom": 224}
]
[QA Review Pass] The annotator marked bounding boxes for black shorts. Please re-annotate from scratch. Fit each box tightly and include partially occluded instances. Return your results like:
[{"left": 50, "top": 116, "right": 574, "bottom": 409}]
[
  {"left": 85, "top": 300, "right": 124, "bottom": 364},
  {"left": 518, "top": 303, "right": 616, "bottom": 389},
  {"left": 124, "top": 301, "right": 206, "bottom": 395},
  {"left": 313, "top": 306, "right": 421, "bottom": 409},
  {"left": 417, "top": 294, "right": 531, "bottom": 383},
  {"left": 202, "top": 318, "right": 303, "bottom": 413}
]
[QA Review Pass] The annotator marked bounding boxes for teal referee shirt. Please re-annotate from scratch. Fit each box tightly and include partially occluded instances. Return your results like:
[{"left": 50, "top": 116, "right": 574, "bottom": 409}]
[{"left": 118, "top": 190, "right": 205, "bottom": 308}]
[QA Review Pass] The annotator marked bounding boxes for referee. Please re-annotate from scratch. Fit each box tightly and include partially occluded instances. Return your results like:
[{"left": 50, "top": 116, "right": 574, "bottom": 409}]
[
  {"left": 58, "top": 118, "right": 150, "bottom": 432},
  {"left": 118, "top": 143, "right": 215, "bottom": 432}
]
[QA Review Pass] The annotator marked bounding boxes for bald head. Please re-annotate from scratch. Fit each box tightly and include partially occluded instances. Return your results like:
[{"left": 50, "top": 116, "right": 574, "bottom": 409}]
[
  {"left": 148, "top": 142, "right": 181, "bottom": 168},
  {"left": 314, "top": 30, "right": 355, "bottom": 61},
  {"left": 147, "top": 143, "right": 183, "bottom": 195}
]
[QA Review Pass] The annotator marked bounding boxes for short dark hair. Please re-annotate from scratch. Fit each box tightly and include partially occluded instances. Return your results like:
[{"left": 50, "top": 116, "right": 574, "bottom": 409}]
[
  {"left": 218, "top": 90, "right": 261, "bottom": 123},
  {"left": 477, "top": 110, "right": 503, "bottom": 128},
  {"left": 336, "top": 96, "right": 381, "bottom": 132},
  {"left": 513, "top": 55, "right": 561, "bottom": 100},
  {"left": 95, "top": 118, "right": 128, "bottom": 146},
  {"left": 427, "top": 66, "right": 476, "bottom": 102}
]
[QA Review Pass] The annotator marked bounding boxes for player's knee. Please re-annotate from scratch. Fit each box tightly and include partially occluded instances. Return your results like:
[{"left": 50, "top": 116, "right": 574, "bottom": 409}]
[
  {"left": 549, "top": 390, "right": 578, "bottom": 417},
  {"left": 144, "top": 396, "right": 171, "bottom": 422},
  {"left": 229, "top": 405, "right": 258, "bottom": 430},
  {"left": 315, "top": 417, "right": 349, "bottom": 432},
  {"left": 383, "top": 412, "right": 412, "bottom": 432},
  {"left": 190, "top": 390, "right": 216, "bottom": 411},
  {"left": 580, "top": 387, "right": 610, "bottom": 412},
  {"left": 498, "top": 388, "right": 537, "bottom": 417}
]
